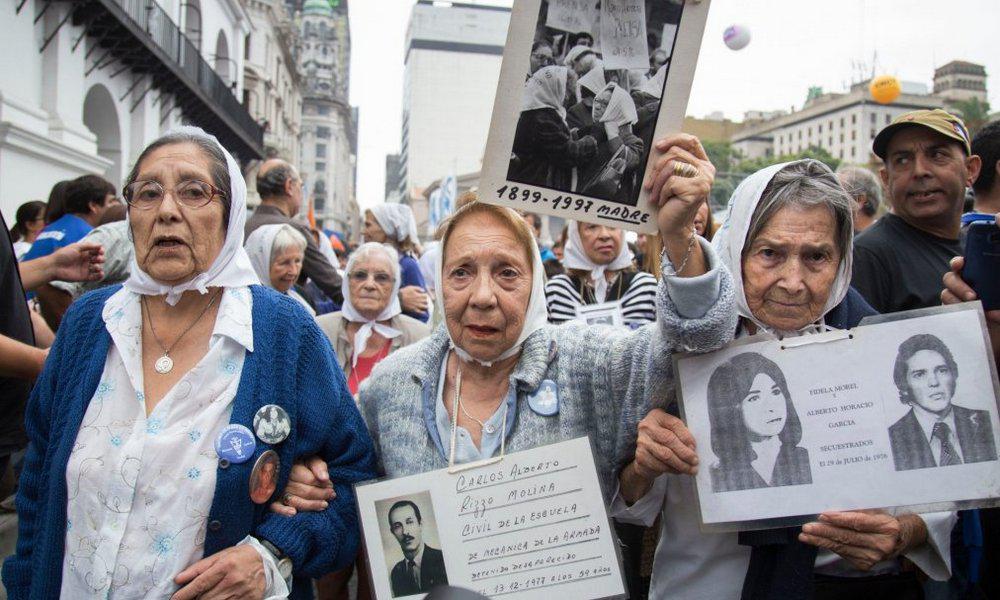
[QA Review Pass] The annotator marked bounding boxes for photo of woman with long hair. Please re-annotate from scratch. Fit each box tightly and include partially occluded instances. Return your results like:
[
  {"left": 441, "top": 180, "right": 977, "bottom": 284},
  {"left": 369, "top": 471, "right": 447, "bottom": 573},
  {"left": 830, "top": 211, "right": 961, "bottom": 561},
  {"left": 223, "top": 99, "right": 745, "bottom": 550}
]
[{"left": 707, "top": 352, "right": 812, "bottom": 492}]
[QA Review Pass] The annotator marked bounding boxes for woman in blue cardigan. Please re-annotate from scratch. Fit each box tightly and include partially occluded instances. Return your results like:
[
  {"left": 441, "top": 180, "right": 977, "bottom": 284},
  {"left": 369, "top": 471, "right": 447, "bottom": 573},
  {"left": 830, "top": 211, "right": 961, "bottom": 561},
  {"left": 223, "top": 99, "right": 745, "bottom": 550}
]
[{"left": 1, "top": 127, "right": 375, "bottom": 600}]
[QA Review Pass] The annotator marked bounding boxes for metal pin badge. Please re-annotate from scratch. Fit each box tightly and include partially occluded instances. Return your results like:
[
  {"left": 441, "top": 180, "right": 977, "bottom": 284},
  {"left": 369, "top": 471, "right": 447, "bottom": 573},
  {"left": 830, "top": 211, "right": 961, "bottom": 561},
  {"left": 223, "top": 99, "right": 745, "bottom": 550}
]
[
  {"left": 528, "top": 379, "right": 559, "bottom": 416},
  {"left": 215, "top": 424, "right": 256, "bottom": 464},
  {"left": 253, "top": 404, "right": 291, "bottom": 445},
  {"left": 249, "top": 449, "right": 280, "bottom": 504}
]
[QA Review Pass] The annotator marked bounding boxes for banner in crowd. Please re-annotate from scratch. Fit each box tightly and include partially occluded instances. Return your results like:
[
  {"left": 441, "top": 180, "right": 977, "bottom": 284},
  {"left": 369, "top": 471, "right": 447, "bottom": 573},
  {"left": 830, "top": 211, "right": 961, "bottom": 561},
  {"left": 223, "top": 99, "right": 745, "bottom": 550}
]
[
  {"left": 480, "top": 0, "right": 711, "bottom": 233},
  {"left": 674, "top": 303, "right": 1000, "bottom": 532},
  {"left": 355, "top": 437, "right": 626, "bottom": 599}
]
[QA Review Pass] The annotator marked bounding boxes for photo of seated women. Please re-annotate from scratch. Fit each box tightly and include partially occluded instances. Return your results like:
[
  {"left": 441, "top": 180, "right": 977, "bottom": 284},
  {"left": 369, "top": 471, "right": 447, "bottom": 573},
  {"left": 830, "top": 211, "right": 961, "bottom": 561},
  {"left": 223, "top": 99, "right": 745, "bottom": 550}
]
[{"left": 707, "top": 352, "right": 812, "bottom": 493}]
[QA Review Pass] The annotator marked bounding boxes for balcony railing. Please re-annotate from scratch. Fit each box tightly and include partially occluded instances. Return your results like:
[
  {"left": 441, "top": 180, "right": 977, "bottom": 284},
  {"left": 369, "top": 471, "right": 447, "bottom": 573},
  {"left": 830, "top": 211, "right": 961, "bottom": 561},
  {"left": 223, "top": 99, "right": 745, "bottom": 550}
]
[{"left": 71, "top": 0, "right": 264, "bottom": 159}]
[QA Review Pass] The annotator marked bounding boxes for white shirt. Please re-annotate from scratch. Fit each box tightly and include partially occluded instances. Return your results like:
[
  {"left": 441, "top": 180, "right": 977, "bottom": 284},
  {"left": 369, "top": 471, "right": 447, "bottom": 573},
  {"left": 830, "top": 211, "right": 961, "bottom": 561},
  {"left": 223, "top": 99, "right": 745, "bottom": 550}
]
[
  {"left": 61, "top": 287, "right": 288, "bottom": 598},
  {"left": 912, "top": 405, "right": 965, "bottom": 465}
]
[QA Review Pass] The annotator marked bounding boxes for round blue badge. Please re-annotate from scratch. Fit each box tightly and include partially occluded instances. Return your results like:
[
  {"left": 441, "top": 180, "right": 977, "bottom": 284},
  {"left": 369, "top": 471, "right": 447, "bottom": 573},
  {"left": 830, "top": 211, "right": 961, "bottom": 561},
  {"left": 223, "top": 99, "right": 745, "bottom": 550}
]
[
  {"left": 215, "top": 424, "right": 256, "bottom": 464},
  {"left": 528, "top": 380, "right": 559, "bottom": 416}
]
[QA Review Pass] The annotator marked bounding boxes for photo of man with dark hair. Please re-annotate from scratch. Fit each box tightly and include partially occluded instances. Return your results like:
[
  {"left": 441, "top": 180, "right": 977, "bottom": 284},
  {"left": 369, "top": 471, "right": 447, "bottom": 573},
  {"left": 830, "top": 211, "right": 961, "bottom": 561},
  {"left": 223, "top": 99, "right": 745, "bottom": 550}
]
[
  {"left": 386, "top": 498, "right": 448, "bottom": 597},
  {"left": 889, "top": 333, "right": 998, "bottom": 471}
]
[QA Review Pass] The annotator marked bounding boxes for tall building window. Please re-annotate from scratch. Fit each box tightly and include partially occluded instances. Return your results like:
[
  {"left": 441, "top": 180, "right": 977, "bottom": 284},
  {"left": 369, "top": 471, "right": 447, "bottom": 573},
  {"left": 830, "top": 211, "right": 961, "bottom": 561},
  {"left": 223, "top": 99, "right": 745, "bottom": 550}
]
[
  {"left": 317, "top": 126, "right": 331, "bottom": 138},
  {"left": 316, "top": 162, "right": 326, "bottom": 171},
  {"left": 244, "top": 35, "right": 251, "bottom": 60},
  {"left": 316, "top": 143, "right": 327, "bottom": 158},
  {"left": 871, "top": 113, "right": 876, "bottom": 124}
]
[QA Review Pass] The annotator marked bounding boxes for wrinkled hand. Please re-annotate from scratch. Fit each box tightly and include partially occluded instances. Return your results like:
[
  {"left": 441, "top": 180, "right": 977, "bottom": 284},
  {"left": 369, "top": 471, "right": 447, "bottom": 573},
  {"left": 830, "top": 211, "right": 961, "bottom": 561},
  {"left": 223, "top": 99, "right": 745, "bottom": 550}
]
[
  {"left": 799, "top": 510, "right": 906, "bottom": 571},
  {"left": 643, "top": 134, "right": 716, "bottom": 240},
  {"left": 270, "top": 455, "right": 335, "bottom": 517},
  {"left": 399, "top": 285, "right": 429, "bottom": 314},
  {"left": 632, "top": 408, "right": 699, "bottom": 479},
  {"left": 51, "top": 241, "right": 105, "bottom": 282},
  {"left": 172, "top": 544, "right": 266, "bottom": 600}
]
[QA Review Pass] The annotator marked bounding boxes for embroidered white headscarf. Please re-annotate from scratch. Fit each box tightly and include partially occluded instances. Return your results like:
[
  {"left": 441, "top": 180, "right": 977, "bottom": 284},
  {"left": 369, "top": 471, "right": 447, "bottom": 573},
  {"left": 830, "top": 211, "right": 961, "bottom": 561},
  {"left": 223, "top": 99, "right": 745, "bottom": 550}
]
[
  {"left": 562, "top": 220, "right": 634, "bottom": 303},
  {"left": 341, "top": 242, "right": 403, "bottom": 367},
  {"left": 594, "top": 83, "right": 639, "bottom": 127},
  {"left": 563, "top": 45, "right": 594, "bottom": 68},
  {"left": 712, "top": 160, "right": 854, "bottom": 337},
  {"left": 368, "top": 204, "right": 420, "bottom": 249},
  {"left": 244, "top": 223, "right": 315, "bottom": 315},
  {"left": 436, "top": 207, "right": 549, "bottom": 367},
  {"left": 124, "top": 126, "right": 259, "bottom": 305},
  {"left": 577, "top": 61, "right": 607, "bottom": 98},
  {"left": 522, "top": 65, "right": 570, "bottom": 121}
]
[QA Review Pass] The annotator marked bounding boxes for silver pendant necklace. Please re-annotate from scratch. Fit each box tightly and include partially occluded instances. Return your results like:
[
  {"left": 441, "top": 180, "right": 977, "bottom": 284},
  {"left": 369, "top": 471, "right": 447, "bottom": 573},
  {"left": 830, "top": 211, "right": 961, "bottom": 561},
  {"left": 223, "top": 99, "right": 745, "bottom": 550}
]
[{"left": 142, "top": 290, "right": 223, "bottom": 374}]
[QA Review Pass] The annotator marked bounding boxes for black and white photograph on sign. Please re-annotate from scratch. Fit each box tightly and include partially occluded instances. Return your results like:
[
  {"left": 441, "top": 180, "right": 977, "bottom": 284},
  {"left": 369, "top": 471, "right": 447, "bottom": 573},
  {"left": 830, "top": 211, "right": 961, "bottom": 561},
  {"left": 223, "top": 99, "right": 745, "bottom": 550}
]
[
  {"left": 481, "top": 0, "right": 710, "bottom": 233},
  {"left": 508, "top": 0, "right": 681, "bottom": 205},
  {"left": 375, "top": 492, "right": 449, "bottom": 598},
  {"left": 672, "top": 304, "right": 1000, "bottom": 530},
  {"left": 706, "top": 352, "right": 812, "bottom": 493},
  {"left": 888, "top": 334, "right": 998, "bottom": 471}
]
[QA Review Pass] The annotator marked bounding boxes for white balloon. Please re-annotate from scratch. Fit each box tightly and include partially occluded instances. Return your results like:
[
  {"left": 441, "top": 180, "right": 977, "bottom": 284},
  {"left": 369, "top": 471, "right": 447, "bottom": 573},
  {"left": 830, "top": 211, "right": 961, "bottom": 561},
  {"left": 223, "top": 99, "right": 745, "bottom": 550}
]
[{"left": 723, "top": 24, "right": 751, "bottom": 51}]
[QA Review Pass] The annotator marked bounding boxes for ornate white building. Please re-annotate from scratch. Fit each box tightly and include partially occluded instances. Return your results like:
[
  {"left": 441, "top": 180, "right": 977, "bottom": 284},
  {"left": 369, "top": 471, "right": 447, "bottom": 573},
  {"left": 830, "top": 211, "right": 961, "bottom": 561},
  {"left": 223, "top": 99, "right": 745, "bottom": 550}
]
[
  {"left": 296, "top": 0, "right": 358, "bottom": 238},
  {"left": 0, "top": 0, "right": 264, "bottom": 222}
]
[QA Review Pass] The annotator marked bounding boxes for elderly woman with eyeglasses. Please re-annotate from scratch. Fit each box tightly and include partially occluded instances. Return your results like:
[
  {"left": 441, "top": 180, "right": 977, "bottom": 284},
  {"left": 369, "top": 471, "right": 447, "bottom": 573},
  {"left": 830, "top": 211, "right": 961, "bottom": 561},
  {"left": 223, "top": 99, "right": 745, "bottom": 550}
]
[
  {"left": 317, "top": 242, "right": 431, "bottom": 397},
  {"left": 1, "top": 127, "right": 375, "bottom": 600}
]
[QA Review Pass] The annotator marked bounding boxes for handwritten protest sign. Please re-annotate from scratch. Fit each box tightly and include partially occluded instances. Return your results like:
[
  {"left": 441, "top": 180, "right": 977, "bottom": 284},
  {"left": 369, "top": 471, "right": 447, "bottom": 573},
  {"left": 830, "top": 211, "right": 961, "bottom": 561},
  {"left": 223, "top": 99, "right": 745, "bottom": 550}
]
[
  {"left": 600, "top": 0, "right": 648, "bottom": 70},
  {"left": 355, "top": 437, "right": 626, "bottom": 599},
  {"left": 546, "top": 0, "right": 598, "bottom": 35}
]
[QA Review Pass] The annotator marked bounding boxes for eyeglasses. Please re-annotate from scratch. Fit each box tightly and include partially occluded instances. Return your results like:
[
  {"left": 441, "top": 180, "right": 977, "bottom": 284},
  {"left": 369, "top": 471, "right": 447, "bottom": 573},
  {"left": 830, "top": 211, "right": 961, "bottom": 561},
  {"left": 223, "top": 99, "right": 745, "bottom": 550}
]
[
  {"left": 123, "top": 180, "right": 226, "bottom": 210},
  {"left": 348, "top": 270, "right": 394, "bottom": 285}
]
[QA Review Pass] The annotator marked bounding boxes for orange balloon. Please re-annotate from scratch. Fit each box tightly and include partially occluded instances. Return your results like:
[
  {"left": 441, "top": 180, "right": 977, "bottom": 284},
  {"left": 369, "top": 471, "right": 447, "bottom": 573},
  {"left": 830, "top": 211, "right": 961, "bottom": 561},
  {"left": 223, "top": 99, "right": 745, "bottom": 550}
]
[{"left": 870, "top": 75, "right": 901, "bottom": 104}]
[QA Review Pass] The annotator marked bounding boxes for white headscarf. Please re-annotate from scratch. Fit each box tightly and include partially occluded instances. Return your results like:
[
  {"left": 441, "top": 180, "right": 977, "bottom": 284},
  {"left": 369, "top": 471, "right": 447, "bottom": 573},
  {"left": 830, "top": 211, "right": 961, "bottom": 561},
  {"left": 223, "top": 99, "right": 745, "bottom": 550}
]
[
  {"left": 577, "top": 60, "right": 606, "bottom": 97},
  {"left": 368, "top": 204, "right": 420, "bottom": 249},
  {"left": 522, "top": 65, "right": 569, "bottom": 120},
  {"left": 594, "top": 83, "right": 639, "bottom": 127},
  {"left": 640, "top": 63, "right": 668, "bottom": 98},
  {"left": 435, "top": 209, "right": 549, "bottom": 367},
  {"left": 562, "top": 220, "right": 634, "bottom": 303},
  {"left": 243, "top": 223, "right": 315, "bottom": 315},
  {"left": 712, "top": 160, "right": 853, "bottom": 337},
  {"left": 563, "top": 45, "right": 593, "bottom": 67},
  {"left": 341, "top": 242, "right": 403, "bottom": 367},
  {"left": 123, "top": 126, "right": 259, "bottom": 305}
]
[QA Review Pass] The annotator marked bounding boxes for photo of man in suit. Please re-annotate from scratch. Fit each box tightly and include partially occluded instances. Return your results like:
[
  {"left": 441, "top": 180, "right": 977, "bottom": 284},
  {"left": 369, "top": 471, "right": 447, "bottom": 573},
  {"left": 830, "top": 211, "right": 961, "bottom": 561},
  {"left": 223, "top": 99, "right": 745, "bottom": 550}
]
[
  {"left": 889, "top": 333, "right": 998, "bottom": 471},
  {"left": 387, "top": 499, "right": 448, "bottom": 597}
]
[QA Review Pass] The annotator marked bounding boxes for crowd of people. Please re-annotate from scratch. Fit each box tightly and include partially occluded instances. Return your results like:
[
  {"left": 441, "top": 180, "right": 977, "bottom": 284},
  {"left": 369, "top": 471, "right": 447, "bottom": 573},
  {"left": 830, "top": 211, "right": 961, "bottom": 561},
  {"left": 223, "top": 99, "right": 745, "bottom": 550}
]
[{"left": 0, "top": 105, "right": 998, "bottom": 600}]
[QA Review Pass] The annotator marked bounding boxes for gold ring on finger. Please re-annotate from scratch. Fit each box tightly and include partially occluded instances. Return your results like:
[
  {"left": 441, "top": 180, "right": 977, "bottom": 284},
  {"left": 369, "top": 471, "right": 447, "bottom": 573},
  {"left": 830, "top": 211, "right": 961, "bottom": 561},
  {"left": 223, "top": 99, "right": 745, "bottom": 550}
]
[
  {"left": 672, "top": 161, "right": 699, "bottom": 178},
  {"left": 281, "top": 492, "right": 293, "bottom": 506}
]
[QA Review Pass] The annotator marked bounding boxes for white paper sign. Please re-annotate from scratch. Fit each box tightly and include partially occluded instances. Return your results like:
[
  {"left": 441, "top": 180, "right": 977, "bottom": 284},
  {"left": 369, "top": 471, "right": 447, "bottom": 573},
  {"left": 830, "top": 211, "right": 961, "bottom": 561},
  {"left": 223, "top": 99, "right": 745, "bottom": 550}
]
[
  {"left": 600, "top": 0, "right": 649, "bottom": 70},
  {"left": 480, "top": 0, "right": 711, "bottom": 234},
  {"left": 355, "top": 437, "right": 626, "bottom": 599},
  {"left": 660, "top": 23, "right": 677, "bottom": 56},
  {"left": 675, "top": 304, "right": 1000, "bottom": 531},
  {"left": 576, "top": 300, "right": 625, "bottom": 327},
  {"left": 547, "top": 0, "right": 598, "bottom": 34}
]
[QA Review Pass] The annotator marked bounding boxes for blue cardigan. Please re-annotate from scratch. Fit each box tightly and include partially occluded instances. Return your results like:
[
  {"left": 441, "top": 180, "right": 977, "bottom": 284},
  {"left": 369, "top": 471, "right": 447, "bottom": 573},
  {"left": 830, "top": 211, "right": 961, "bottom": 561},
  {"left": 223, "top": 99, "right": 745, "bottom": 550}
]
[{"left": 1, "top": 285, "right": 376, "bottom": 600}]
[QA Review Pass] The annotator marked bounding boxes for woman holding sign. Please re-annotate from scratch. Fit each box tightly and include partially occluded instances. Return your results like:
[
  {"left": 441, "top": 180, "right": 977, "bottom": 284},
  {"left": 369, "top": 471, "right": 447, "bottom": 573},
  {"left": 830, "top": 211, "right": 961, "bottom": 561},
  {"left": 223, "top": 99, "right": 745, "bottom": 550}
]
[
  {"left": 615, "top": 159, "right": 955, "bottom": 599},
  {"left": 281, "top": 134, "right": 734, "bottom": 524}
]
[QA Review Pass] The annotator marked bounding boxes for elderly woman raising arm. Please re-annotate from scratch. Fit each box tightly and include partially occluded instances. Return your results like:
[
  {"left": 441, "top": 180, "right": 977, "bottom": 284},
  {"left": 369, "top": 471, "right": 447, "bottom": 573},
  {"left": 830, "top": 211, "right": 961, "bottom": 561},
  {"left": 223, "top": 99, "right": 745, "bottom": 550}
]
[
  {"left": 616, "top": 159, "right": 955, "bottom": 599},
  {"left": 284, "top": 134, "right": 736, "bottom": 516},
  {"left": 2, "top": 127, "right": 375, "bottom": 600}
]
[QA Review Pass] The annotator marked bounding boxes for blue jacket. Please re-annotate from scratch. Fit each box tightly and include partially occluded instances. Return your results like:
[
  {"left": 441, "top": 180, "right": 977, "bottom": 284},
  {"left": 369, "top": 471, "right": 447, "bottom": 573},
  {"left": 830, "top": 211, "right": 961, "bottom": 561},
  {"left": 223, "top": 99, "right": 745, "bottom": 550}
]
[{"left": 1, "top": 285, "right": 376, "bottom": 599}]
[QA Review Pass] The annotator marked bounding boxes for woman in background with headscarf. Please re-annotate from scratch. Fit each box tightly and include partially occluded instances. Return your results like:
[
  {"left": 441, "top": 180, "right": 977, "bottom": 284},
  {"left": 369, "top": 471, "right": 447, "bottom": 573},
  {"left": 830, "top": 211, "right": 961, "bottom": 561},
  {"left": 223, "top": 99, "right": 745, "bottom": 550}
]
[
  {"left": 578, "top": 83, "right": 644, "bottom": 203},
  {"left": 545, "top": 220, "right": 657, "bottom": 327},
  {"left": 567, "top": 60, "right": 606, "bottom": 132},
  {"left": 245, "top": 223, "right": 315, "bottom": 316},
  {"left": 363, "top": 204, "right": 429, "bottom": 322},
  {"left": 632, "top": 64, "right": 667, "bottom": 149},
  {"left": 312, "top": 242, "right": 429, "bottom": 599},
  {"left": 509, "top": 65, "right": 597, "bottom": 191}
]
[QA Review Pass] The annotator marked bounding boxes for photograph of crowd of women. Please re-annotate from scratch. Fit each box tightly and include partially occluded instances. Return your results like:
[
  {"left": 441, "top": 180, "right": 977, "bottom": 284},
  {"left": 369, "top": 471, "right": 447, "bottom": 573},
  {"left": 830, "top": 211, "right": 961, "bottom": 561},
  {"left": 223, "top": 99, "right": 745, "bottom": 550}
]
[{"left": 507, "top": 0, "right": 683, "bottom": 206}]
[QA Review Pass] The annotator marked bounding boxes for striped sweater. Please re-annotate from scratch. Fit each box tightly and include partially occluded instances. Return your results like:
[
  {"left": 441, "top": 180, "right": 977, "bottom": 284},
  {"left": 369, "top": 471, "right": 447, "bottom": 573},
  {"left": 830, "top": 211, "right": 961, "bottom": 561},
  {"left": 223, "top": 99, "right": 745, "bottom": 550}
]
[{"left": 545, "top": 270, "right": 658, "bottom": 326}]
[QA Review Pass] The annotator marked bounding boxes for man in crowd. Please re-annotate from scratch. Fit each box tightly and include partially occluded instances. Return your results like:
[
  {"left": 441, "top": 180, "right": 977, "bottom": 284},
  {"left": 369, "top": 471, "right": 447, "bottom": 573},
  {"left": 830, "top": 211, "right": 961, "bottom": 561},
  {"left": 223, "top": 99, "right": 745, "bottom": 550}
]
[
  {"left": 971, "top": 120, "right": 1000, "bottom": 214},
  {"left": 387, "top": 500, "right": 448, "bottom": 596},
  {"left": 246, "top": 158, "right": 344, "bottom": 304},
  {"left": 836, "top": 165, "right": 882, "bottom": 233},
  {"left": 21, "top": 174, "right": 115, "bottom": 263},
  {"left": 852, "top": 109, "right": 980, "bottom": 313}
]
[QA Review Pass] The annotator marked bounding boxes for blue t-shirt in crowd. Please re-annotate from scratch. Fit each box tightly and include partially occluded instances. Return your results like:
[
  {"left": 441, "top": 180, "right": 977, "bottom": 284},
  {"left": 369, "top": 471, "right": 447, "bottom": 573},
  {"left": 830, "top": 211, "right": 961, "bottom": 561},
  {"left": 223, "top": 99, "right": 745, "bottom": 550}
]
[
  {"left": 399, "top": 253, "right": 429, "bottom": 322},
  {"left": 21, "top": 214, "right": 93, "bottom": 262}
]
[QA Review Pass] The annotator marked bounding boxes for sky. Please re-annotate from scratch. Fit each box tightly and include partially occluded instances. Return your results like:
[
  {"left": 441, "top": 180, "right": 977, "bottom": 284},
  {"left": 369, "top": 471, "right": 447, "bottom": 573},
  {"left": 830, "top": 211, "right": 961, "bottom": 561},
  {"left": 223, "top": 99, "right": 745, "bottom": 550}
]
[{"left": 348, "top": 0, "right": 999, "bottom": 209}]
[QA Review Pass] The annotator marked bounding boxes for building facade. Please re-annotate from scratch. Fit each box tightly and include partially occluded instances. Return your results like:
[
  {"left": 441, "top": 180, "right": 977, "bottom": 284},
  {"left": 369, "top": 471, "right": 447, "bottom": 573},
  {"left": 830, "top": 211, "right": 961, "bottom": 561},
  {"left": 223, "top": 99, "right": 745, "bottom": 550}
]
[
  {"left": 296, "top": 0, "right": 358, "bottom": 238},
  {"left": 933, "top": 60, "right": 988, "bottom": 104},
  {"left": 0, "top": 0, "right": 262, "bottom": 221},
  {"left": 731, "top": 79, "right": 952, "bottom": 165},
  {"left": 396, "top": 0, "right": 509, "bottom": 233}
]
